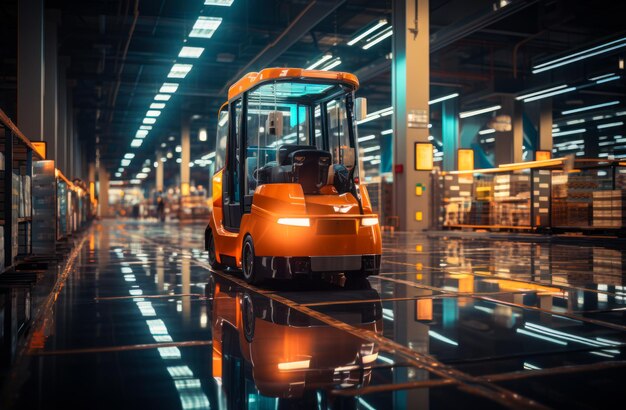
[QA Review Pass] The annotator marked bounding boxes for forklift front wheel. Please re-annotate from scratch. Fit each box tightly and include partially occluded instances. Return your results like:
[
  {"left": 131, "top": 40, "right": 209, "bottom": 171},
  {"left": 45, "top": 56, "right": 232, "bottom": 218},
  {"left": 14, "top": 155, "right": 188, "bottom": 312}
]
[{"left": 242, "top": 236, "right": 260, "bottom": 285}]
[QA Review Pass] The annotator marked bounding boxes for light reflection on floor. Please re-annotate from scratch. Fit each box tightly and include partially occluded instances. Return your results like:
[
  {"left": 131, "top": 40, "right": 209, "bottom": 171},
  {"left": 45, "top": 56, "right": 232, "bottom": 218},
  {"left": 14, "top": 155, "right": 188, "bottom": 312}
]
[{"left": 7, "top": 220, "right": 626, "bottom": 409}]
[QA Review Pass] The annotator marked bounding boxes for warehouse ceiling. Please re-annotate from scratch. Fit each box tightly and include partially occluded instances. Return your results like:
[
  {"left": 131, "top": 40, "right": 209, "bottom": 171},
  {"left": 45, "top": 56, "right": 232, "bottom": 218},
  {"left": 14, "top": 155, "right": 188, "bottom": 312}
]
[{"left": 0, "top": 0, "right": 624, "bottom": 183}]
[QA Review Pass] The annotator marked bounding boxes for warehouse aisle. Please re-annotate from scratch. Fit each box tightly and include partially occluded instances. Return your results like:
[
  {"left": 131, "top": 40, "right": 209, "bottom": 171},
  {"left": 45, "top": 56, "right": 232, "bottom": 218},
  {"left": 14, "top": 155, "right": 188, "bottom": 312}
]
[{"left": 6, "top": 220, "right": 626, "bottom": 409}]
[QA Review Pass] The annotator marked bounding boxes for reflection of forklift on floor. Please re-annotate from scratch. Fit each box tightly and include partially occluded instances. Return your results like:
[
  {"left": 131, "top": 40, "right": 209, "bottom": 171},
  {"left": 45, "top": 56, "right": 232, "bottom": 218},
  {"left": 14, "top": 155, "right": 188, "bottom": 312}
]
[{"left": 207, "top": 273, "right": 383, "bottom": 405}]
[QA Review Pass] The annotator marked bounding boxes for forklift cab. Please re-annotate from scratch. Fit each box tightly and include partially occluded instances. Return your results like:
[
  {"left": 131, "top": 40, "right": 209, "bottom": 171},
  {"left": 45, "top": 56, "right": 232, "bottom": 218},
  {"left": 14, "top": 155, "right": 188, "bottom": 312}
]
[{"left": 206, "top": 68, "right": 381, "bottom": 284}]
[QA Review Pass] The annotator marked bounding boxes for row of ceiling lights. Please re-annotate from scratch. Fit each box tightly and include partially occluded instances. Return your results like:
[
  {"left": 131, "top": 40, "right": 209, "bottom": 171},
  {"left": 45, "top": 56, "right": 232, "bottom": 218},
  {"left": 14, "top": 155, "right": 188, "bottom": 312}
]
[
  {"left": 121, "top": 12, "right": 624, "bottom": 182},
  {"left": 116, "top": 0, "right": 234, "bottom": 182}
]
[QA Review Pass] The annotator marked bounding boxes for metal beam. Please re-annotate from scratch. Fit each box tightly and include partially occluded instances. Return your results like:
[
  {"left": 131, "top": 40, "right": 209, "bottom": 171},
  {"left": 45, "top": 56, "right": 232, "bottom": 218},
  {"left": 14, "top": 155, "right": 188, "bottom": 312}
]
[{"left": 219, "top": 0, "right": 346, "bottom": 96}]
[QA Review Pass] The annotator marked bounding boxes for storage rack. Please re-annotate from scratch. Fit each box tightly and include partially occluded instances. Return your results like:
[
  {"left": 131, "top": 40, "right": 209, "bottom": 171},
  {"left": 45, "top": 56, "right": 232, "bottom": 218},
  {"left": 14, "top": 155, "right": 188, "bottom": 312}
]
[
  {"left": 0, "top": 110, "right": 45, "bottom": 272},
  {"left": 438, "top": 158, "right": 626, "bottom": 234},
  {"left": 0, "top": 108, "right": 92, "bottom": 367}
]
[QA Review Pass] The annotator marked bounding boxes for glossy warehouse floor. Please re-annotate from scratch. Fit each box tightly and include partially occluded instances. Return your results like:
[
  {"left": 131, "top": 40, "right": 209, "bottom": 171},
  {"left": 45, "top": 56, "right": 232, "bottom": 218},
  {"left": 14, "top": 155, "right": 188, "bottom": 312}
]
[{"left": 3, "top": 220, "right": 626, "bottom": 409}]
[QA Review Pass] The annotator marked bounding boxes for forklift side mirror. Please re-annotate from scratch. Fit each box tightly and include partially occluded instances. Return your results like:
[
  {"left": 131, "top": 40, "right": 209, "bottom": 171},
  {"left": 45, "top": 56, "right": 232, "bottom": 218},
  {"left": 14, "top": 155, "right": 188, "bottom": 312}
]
[
  {"left": 266, "top": 111, "right": 284, "bottom": 137},
  {"left": 355, "top": 97, "right": 367, "bottom": 121}
]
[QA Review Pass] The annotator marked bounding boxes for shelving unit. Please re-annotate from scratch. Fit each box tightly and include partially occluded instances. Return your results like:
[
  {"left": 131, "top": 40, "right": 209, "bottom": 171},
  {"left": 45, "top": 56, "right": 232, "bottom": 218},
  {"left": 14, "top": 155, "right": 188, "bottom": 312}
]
[
  {"left": 0, "top": 108, "right": 93, "bottom": 367},
  {"left": 438, "top": 158, "right": 626, "bottom": 234},
  {"left": 0, "top": 110, "right": 44, "bottom": 272}
]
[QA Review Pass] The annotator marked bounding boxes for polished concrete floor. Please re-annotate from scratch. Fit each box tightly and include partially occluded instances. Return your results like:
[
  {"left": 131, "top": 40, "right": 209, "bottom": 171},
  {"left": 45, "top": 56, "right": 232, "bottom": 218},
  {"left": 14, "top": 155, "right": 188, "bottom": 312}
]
[{"left": 5, "top": 220, "right": 626, "bottom": 409}]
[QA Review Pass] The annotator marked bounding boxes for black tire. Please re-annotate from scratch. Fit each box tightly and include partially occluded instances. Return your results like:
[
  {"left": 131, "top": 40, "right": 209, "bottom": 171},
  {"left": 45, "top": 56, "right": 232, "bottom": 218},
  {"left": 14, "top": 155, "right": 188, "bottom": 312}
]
[
  {"left": 241, "top": 293, "right": 255, "bottom": 343},
  {"left": 241, "top": 236, "right": 260, "bottom": 285},
  {"left": 207, "top": 230, "right": 227, "bottom": 271}
]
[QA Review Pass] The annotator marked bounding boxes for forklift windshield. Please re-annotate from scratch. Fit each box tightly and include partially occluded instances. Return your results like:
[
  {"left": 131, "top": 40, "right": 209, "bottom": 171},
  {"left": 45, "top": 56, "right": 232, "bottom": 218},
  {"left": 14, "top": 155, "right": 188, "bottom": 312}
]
[{"left": 217, "top": 80, "right": 359, "bottom": 197}]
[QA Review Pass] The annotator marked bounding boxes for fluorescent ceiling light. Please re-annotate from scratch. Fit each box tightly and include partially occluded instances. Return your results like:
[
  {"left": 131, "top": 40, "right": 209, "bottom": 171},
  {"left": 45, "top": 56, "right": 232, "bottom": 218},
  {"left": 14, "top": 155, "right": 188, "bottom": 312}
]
[
  {"left": 566, "top": 119, "right": 585, "bottom": 125},
  {"left": 596, "top": 75, "right": 621, "bottom": 84},
  {"left": 143, "top": 117, "right": 157, "bottom": 124},
  {"left": 516, "top": 84, "right": 568, "bottom": 101},
  {"left": 429, "top": 93, "right": 459, "bottom": 105},
  {"left": 532, "top": 36, "right": 626, "bottom": 74},
  {"left": 130, "top": 179, "right": 141, "bottom": 185},
  {"left": 347, "top": 19, "right": 387, "bottom": 46},
  {"left": 459, "top": 104, "right": 501, "bottom": 118},
  {"left": 168, "top": 64, "right": 193, "bottom": 79},
  {"left": 589, "top": 73, "right": 615, "bottom": 81},
  {"left": 321, "top": 58, "right": 342, "bottom": 71},
  {"left": 150, "top": 103, "right": 166, "bottom": 110},
  {"left": 306, "top": 54, "right": 333, "bottom": 70},
  {"left": 479, "top": 128, "right": 496, "bottom": 135},
  {"left": 358, "top": 134, "right": 375, "bottom": 142},
  {"left": 362, "top": 26, "right": 393, "bottom": 50},
  {"left": 175, "top": 145, "right": 182, "bottom": 153},
  {"left": 146, "top": 110, "right": 161, "bottom": 117},
  {"left": 381, "top": 129, "right": 393, "bottom": 135},
  {"left": 204, "top": 0, "right": 234, "bottom": 6},
  {"left": 136, "top": 130, "right": 149, "bottom": 139},
  {"left": 121, "top": 159, "right": 131, "bottom": 166},
  {"left": 114, "top": 172, "right": 121, "bottom": 177},
  {"left": 189, "top": 16, "right": 222, "bottom": 39},
  {"left": 136, "top": 173, "right": 148, "bottom": 179},
  {"left": 159, "top": 83, "right": 179, "bottom": 93},
  {"left": 369, "top": 106, "right": 393, "bottom": 117},
  {"left": 130, "top": 139, "right": 142, "bottom": 147},
  {"left": 140, "top": 125, "right": 153, "bottom": 130},
  {"left": 356, "top": 114, "right": 380, "bottom": 125},
  {"left": 362, "top": 145, "right": 380, "bottom": 153},
  {"left": 124, "top": 153, "right": 135, "bottom": 159},
  {"left": 118, "top": 168, "right": 124, "bottom": 172},
  {"left": 155, "top": 94, "right": 171, "bottom": 101},
  {"left": 522, "top": 86, "right": 577, "bottom": 102},
  {"left": 553, "top": 128, "right": 585, "bottom": 137},
  {"left": 562, "top": 101, "right": 620, "bottom": 115},
  {"left": 597, "top": 121, "right": 623, "bottom": 129},
  {"left": 142, "top": 167, "right": 151, "bottom": 173},
  {"left": 178, "top": 46, "right": 204, "bottom": 59}
]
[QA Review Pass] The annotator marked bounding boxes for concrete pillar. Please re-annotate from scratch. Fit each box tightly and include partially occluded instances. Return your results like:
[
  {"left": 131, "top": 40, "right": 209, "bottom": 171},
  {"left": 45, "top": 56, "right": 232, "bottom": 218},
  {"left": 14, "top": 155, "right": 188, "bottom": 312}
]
[
  {"left": 98, "top": 167, "right": 110, "bottom": 218},
  {"left": 442, "top": 98, "right": 459, "bottom": 171},
  {"left": 538, "top": 99, "right": 553, "bottom": 153},
  {"left": 67, "top": 83, "right": 74, "bottom": 177},
  {"left": 156, "top": 151, "right": 164, "bottom": 192},
  {"left": 43, "top": 11, "right": 58, "bottom": 159},
  {"left": 181, "top": 117, "right": 191, "bottom": 196},
  {"left": 392, "top": 0, "right": 430, "bottom": 231},
  {"left": 57, "top": 60, "right": 67, "bottom": 173},
  {"left": 17, "top": 0, "right": 45, "bottom": 141},
  {"left": 495, "top": 97, "right": 523, "bottom": 166}
]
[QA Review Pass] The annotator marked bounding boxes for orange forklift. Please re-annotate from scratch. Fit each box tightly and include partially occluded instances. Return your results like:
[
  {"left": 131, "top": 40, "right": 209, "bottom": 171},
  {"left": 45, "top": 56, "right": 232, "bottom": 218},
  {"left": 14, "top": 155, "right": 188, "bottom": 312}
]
[{"left": 205, "top": 68, "right": 382, "bottom": 284}]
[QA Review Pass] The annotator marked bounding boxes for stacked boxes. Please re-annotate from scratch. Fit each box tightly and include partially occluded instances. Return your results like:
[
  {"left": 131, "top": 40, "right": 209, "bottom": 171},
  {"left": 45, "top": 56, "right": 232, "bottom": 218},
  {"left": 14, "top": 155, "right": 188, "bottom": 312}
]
[
  {"left": 492, "top": 174, "right": 531, "bottom": 226},
  {"left": 592, "top": 190, "right": 626, "bottom": 228},
  {"left": 11, "top": 173, "right": 19, "bottom": 260},
  {"left": 18, "top": 222, "right": 30, "bottom": 254},
  {"left": 531, "top": 170, "right": 551, "bottom": 227},
  {"left": 32, "top": 161, "right": 56, "bottom": 255},
  {"left": 18, "top": 175, "right": 31, "bottom": 218},
  {"left": 593, "top": 248, "right": 626, "bottom": 285},
  {"left": 442, "top": 174, "right": 474, "bottom": 226}
]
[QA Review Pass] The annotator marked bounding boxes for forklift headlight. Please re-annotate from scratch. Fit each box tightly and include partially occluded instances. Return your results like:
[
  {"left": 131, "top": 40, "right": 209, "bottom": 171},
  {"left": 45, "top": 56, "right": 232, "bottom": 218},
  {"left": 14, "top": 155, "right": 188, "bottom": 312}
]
[
  {"left": 361, "top": 217, "right": 379, "bottom": 226},
  {"left": 277, "top": 218, "right": 310, "bottom": 227}
]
